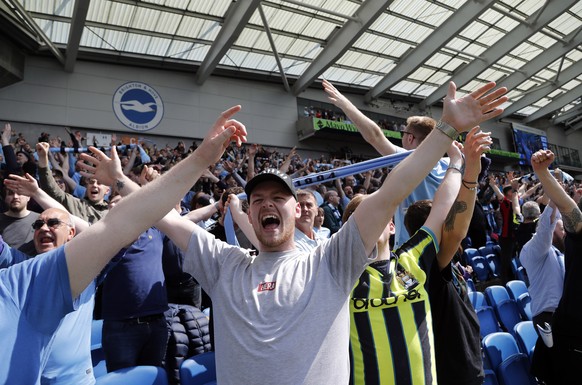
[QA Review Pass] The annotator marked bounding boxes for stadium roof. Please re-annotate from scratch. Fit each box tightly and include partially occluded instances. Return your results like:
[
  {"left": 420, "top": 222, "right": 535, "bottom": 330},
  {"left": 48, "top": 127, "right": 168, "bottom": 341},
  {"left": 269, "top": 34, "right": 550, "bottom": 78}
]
[{"left": 1, "top": 0, "right": 582, "bottom": 131}]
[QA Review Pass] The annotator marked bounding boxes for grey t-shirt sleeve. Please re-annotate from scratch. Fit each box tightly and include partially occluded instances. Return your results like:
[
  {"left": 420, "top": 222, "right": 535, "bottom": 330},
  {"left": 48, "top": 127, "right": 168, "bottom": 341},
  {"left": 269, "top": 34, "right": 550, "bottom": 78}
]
[
  {"left": 184, "top": 225, "right": 249, "bottom": 295},
  {"left": 315, "top": 217, "right": 377, "bottom": 296}
]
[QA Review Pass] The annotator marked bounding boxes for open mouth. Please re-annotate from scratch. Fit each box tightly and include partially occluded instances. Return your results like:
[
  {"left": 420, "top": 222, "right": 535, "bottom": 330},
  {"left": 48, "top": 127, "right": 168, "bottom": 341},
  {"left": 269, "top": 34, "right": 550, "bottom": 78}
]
[
  {"left": 261, "top": 214, "right": 280, "bottom": 230},
  {"left": 37, "top": 233, "right": 55, "bottom": 246}
]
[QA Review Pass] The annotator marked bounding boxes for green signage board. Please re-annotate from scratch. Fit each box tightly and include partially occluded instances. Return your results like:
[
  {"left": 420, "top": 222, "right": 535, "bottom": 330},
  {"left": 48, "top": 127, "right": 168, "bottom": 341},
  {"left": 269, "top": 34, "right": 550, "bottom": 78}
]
[
  {"left": 312, "top": 118, "right": 402, "bottom": 139},
  {"left": 488, "top": 149, "right": 521, "bottom": 158}
]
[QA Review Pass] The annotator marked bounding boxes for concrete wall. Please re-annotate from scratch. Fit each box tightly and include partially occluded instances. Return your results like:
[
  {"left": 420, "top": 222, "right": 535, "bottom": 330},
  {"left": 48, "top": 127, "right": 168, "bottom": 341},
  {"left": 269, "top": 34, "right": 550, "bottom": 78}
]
[{"left": 1, "top": 55, "right": 581, "bottom": 165}]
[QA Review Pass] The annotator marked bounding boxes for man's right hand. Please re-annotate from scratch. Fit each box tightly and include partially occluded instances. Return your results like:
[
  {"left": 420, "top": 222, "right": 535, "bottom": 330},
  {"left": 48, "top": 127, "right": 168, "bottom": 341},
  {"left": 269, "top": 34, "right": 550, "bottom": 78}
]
[
  {"left": 196, "top": 106, "right": 247, "bottom": 165},
  {"left": 77, "top": 146, "right": 124, "bottom": 187},
  {"left": 4, "top": 173, "right": 41, "bottom": 196},
  {"left": 2, "top": 124, "right": 12, "bottom": 146},
  {"left": 531, "top": 150, "right": 555, "bottom": 175},
  {"left": 36, "top": 142, "right": 51, "bottom": 168},
  {"left": 441, "top": 81, "right": 508, "bottom": 133},
  {"left": 323, "top": 79, "right": 353, "bottom": 111}
]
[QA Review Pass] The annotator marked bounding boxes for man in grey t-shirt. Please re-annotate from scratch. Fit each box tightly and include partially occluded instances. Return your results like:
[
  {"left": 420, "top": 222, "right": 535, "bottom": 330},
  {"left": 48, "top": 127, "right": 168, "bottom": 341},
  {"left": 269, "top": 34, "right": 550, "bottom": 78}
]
[
  {"left": 161, "top": 82, "right": 508, "bottom": 384},
  {"left": 0, "top": 188, "right": 39, "bottom": 255}
]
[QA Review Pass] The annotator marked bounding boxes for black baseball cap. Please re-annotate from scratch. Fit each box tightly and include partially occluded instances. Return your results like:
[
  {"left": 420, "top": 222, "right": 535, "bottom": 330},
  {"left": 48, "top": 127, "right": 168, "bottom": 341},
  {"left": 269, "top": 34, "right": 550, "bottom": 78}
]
[{"left": 245, "top": 168, "right": 297, "bottom": 200}]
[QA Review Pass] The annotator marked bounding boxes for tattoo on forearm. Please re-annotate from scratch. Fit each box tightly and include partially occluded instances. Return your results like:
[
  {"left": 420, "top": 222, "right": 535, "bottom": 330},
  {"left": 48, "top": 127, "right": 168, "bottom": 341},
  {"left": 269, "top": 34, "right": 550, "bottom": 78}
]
[
  {"left": 444, "top": 201, "right": 467, "bottom": 232},
  {"left": 116, "top": 179, "right": 125, "bottom": 192},
  {"left": 562, "top": 207, "right": 582, "bottom": 234}
]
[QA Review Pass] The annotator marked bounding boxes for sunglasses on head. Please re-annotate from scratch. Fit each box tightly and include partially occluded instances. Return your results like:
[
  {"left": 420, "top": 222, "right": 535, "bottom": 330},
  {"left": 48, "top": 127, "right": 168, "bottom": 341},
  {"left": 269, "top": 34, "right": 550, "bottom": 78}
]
[{"left": 32, "top": 218, "right": 68, "bottom": 230}]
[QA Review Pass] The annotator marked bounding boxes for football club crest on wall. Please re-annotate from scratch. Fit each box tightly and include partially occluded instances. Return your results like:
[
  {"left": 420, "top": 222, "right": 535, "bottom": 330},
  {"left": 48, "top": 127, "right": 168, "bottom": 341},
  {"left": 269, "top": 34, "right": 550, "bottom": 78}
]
[{"left": 112, "top": 81, "right": 164, "bottom": 131}]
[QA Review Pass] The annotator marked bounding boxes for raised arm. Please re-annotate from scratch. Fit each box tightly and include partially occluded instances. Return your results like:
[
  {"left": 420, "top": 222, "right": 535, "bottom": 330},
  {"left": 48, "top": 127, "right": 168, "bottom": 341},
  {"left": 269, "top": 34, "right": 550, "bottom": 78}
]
[
  {"left": 488, "top": 175, "right": 504, "bottom": 201},
  {"left": 37, "top": 142, "right": 69, "bottom": 203},
  {"left": 278, "top": 147, "right": 297, "bottom": 173},
  {"left": 123, "top": 146, "right": 138, "bottom": 176},
  {"left": 246, "top": 144, "right": 258, "bottom": 181},
  {"left": 64, "top": 106, "right": 247, "bottom": 298},
  {"left": 323, "top": 79, "right": 399, "bottom": 156},
  {"left": 437, "top": 127, "right": 491, "bottom": 270},
  {"left": 531, "top": 149, "right": 582, "bottom": 235},
  {"left": 2, "top": 123, "right": 22, "bottom": 175},
  {"left": 353, "top": 81, "right": 507, "bottom": 254},
  {"left": 184, "top": 201, "right": 220, "bottom": 223},
  {"left": 4, "top": 173, "right": 90, "bottom": 234},
  {"left": 50, "top": 152, "right": 78, "bottom": 193},
  {"left": 226, "top": 194, "right": 259, "bottom": 248},
  {"left": 423, "top": 141, "right": 464, "bottom": 245}
]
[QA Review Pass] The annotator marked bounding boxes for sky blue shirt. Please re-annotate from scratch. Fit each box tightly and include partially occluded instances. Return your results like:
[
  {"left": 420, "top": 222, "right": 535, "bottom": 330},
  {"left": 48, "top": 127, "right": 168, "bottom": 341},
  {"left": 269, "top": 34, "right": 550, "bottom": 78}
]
[
  {"left": 0, "top": 246, "right": 75, "bottom": 384},
  {"left": 0, "top": 243, "right": 96, "bottom": 384},
  {"left": 42, "top": 281, "right": 96, "bottom": 385},
  {"left": 394, "top": 153, "right": 449, "bottom": 248},
  {"left": 520, "top": 206, "right": 565, "bottom": 317}
]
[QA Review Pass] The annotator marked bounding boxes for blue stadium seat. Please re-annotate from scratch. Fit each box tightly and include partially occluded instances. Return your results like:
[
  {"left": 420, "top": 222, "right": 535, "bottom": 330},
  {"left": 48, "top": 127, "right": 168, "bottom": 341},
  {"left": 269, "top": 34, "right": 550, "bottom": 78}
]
[
  {"left": 484, "top": 254, "right": 500, "bottom": 278},
  {"left": 483, "top": 369, "right": 499, "bottom": 385},
  {"left": 180, "top": 351, "right": 216, "bottom": 385},
  {"left": 497, "top": 353, "right": 537, "bottom": 385},
  {"left": 93, "top": 358, "right": 108, "bottom": 379},
  {"left": 514, "top": 321, "right": 537, "bottom": 361},
  {"left": 510, "top": 258, "right": 520, "bottom": 275},
  {"left": 463, "top": 248, "right": 481, "bottom": 265},
  {"left": 466, "top": 278, "right": 476, "bottom": 292},
  {"left": 496, "top": 300, "right": 523, "bottom": 336},
  {"left": 91, "top": 319, "right": 106, "bottom": 378},
  {"left": 469, "top": 291, "right": 488, "bottom": 310},
  {"left": 479, "top": 245, "right": 499, "bottom": 258},
  {"left": 95, "top": 366, "right": 168, "bottom": 385},
  {"left": 484, "top": 286, "right": 511, "bottom": 308},
  {"left": 471, "top": 256, "right": 491, "bottom": 282},
  {"left": 516, "top": 293, "right": 532, "bottom": 320},
  {"left": 505, "top": 280, "right": 528, "bottom": 301},
  {"left": 91, "top": 319, "right": 103, "bottom": 351},
  {"left": 482, "top": 332, "right": 521, "bottom": 372},
  {"left": 477, "top": 307, "right": 502, "bottom": 339},
  {"left": 516, "top": 266, "right": 530, "bottom": 286}
]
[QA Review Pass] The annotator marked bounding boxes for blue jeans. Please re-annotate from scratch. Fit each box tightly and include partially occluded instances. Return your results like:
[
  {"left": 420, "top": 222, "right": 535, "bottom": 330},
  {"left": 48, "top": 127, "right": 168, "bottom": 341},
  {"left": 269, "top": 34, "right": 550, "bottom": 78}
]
[{"left": 102, "top": 315, "right": 169, "bottom": 372}]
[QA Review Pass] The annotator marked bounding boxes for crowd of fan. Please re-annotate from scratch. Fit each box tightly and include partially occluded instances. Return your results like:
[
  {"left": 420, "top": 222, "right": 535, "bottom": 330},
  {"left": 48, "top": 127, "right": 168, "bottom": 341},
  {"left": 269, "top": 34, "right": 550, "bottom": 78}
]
[{"left": 1, "top": 79, "right": 581, "bottom": 385}]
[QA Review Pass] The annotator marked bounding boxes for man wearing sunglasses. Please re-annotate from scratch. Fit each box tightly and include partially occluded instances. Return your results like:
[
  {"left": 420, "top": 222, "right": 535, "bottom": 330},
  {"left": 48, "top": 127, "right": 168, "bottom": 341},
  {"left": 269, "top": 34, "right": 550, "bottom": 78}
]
[
  {"left": 31, "top": 210, "right": 75, "bottom": 254},
  {"left": 0, "top": 106, "right": 247, "bottom": 384},
  {"left": 0, "top": 206, "right": 100, "bottom": 384}
]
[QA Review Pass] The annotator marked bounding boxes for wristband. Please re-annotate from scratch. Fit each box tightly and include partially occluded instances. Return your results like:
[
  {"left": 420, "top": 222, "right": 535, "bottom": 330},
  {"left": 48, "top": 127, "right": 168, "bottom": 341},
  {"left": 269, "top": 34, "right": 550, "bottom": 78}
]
[
  {"left": 436, "top": 120, "right": 459, "bottom": 140},
  {"left": 447, "top": 165, "right": 463, "bottom": 174},
  {"left": 462, "top": 180, "right": 478, "bottom": 191}
]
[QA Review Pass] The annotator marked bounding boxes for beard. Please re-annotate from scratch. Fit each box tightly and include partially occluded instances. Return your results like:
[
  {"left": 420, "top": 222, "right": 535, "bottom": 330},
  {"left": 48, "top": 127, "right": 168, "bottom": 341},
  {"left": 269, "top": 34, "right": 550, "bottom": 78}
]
[{"left": 254, "top": 221, "right": 295, "bottom": 250}]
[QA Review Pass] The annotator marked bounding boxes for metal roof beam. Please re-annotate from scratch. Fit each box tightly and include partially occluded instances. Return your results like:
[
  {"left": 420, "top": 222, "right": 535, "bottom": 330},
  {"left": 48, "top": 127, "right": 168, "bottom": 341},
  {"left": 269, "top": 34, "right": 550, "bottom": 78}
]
[
  {"left": 422, "top": 0, "right": 578, "bottom": 107},
  {"left": 553, "top": 104, "right": 582, "bottom": 124},
  {"left": 524, "top": 82, "right": 582, "bottom": 123},
  {"left": 257, "top": 3, "right": 290, "bottom": 93},
  {"left": 195, "top": 0, "right": 262, "bottom": 85},
  {"left": 499, "top": 59, "right": 582, "bottom": 119},
  {"left": 485, "top": 28, "right": 582, "bottom": 93},
  {"left": 564, "top": 119, "right": 582, "bottom": 135},
  {"left": 64, "top": 0, "right": 89, "bottom": 72},
  {"left": 365, "top": 0, "right": 495, "bottom": 103},
  {"left": 5, "top": 0, "right": 65, "bottom": 65},
  {"left": 292, "top": 0, "right": 395, "bottom": 95},
  {"left": 280, "top": 0, "right": 358, "bottom": 22}
]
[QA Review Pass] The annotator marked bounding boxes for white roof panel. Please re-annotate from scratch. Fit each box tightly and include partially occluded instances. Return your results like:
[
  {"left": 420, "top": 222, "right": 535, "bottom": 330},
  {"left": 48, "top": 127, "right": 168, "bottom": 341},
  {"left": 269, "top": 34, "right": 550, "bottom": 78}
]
[
  {"left": 10, "top": 0, "right": 582, "bottom": 124},
  {"left": 108, "top": 2, "right": 135, "bottom": 28}
]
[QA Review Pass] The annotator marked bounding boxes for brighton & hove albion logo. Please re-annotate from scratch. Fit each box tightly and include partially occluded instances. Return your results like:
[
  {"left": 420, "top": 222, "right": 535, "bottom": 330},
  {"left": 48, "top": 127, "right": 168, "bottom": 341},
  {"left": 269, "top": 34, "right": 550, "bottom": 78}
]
[{"left": 113, "top": 82, "right": 164, "bottom": 131}]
